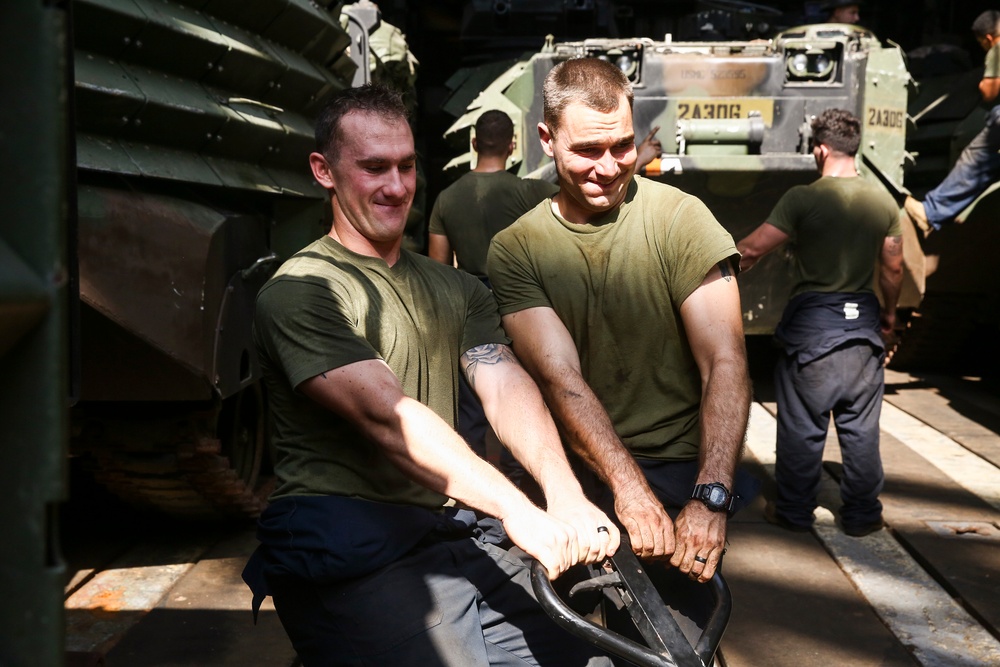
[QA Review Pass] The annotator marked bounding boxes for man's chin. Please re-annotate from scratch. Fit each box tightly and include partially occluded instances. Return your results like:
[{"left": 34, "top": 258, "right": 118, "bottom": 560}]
[{"left": 583, "top": 189, "right": 626, "bottom": 212}]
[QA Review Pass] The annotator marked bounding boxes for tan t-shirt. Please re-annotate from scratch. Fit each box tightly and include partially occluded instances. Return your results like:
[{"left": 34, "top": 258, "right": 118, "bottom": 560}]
[
  {"left": 254, "top": 236, "right": 508, "bottom": 506},
  {"left": 488, "top": 177, "right": 737, "bottom": 460}
]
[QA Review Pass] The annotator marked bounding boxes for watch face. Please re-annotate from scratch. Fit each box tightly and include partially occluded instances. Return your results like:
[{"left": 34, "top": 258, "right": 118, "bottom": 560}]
[{"left": 707, "top": 486, "right": 728, "bottom": 507}]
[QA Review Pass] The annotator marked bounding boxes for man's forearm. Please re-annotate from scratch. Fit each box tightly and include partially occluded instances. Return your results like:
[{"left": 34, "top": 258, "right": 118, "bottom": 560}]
[
  {"left": 538, "top": 366, "right": 653, "bottom": 496},
  {"left": 879, "top": 235, "right": 904, "bottom": 322},
  {"left": 694, "top": 353, "right": 751, "bottom": 488},
  {"left": 464, "top": 344, "right": 588, "bottom": 500}
]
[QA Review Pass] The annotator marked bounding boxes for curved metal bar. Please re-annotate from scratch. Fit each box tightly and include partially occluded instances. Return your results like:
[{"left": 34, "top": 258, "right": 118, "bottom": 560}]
[
  {"left": 696, "top": 572, "right": 732, "bottom": 664},
  {"left": 530, "top": 561, "right": 680, "bottom": 667},
  {"left": 530, "top": 536, "right": 732, "bottom": 667}
]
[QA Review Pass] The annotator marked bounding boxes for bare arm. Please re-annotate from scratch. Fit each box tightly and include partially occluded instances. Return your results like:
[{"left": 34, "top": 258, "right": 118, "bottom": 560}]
[
  {"left": 980, "top": 77, "right": 1000, "bottom": 104},
  {"left": 736, "top": 222, "right": 790, "bottom": 272},
  {"left": 462, "top": 343, "right": 621, "bottom": 561},
  {"left": 636, "top": 125, "right": 662, "bottom": 171},
  {"left": 878, "top": 234, "right": 904, "bottom": 336},
  {"left": 672, "top": 261, "right": 751, "bottom": 583},
  {"left": 428, "top": 233, "right": 454, "bottom": 266},
  {"left": 501, "top": 307, "right": 675, "bottom": 559},
  {"left": 299, "top": 360, "right": 588, "bottom": 578}
]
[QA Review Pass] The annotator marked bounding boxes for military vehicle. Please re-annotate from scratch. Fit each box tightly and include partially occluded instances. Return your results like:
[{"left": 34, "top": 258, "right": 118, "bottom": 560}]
[
  {"left": 442, "top": 23, "right": 924, "bottom": 336},
  {"left": 68, "top": 0, "right": 419, "bottom": 519}
]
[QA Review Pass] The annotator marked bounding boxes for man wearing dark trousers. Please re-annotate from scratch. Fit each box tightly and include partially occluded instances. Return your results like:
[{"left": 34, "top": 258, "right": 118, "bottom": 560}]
[
  {"left": 488, "top": 58, "right": 756, "bottom": 647},
  {"left": 738, "top": 108, "right": 903, "bottom": 537}
]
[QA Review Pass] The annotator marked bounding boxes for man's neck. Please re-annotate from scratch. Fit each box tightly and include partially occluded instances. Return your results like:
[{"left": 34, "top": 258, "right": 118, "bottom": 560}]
[
  {"left": 327, "top": 226, "right": 402, "bottom": 267},
  {"left": 472, "top": 154, "right": 509, "bottom": 173},
  {"left": 820, "top": 154, "right": 859, "bottom": 178}
]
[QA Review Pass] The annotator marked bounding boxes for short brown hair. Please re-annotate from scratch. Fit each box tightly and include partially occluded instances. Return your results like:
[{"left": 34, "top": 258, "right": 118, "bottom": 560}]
[
  {"left": 474, "top": 110, "right": 514, "bottom": 158},
  {"left": 972, "top": 10, "right": 1000, "bottom": 39},
  {"left": 314, "top": 83, "right": 409, "bottom": 161},
  {"left": 542, "top": 58, "right": 634, "bottom": 134},
  {"left": 811, "top": 108, "right": 861, "bottom": 156}
]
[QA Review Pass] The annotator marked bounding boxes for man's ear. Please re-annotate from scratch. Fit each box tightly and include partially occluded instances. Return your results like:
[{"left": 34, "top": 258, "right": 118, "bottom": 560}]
[
  {"left": 309, "top": 152, "right": 335, "bottom": 190},
  {"left": 538, "top": 122, "right": 555, "bottom": 158}
]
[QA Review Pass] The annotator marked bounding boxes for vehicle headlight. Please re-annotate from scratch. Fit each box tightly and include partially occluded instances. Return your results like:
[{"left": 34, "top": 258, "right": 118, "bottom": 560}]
[
  {"left": 785, "top": 48, "right": 836, "bottom": 81},
  {"left": 791, "top": 53, "right": 809, "bottom": 74}
]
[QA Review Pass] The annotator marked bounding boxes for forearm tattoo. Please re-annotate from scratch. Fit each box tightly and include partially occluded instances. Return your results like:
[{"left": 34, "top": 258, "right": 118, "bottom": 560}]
[{"left": 462, "top": 343, "right": 518, "bottom": 390}]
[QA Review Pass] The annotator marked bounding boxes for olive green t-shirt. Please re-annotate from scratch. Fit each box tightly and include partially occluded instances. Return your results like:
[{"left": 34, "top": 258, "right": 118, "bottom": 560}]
[
  {"left": 766, "top": 176, "right": 902, "bottom": 297},
  {"left": 488, "top": 177, "right": 737, "bottom": 460},
  {"left": 254, "top": 235, "right": 508, "bottom": 507},
  {"left": 428, "top": 171, "right": 558, "bottom": 277}
]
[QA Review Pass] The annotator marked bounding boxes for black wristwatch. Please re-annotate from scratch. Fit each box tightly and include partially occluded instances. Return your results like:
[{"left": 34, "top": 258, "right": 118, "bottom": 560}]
[{"left": 690, "top": 482, "right": 736, "bottom": 513}]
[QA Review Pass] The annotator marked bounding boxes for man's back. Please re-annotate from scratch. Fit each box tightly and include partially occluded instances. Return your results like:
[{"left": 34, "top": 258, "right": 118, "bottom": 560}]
[
  {"left": 429, "top": 171, "right": 556, "bottom": 277},
  {"left": 767, "top": 176, "right": 900, "bottom": 297}
]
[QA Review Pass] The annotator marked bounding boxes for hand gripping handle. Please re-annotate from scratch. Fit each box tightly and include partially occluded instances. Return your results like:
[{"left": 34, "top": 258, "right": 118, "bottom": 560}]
[{"left": 529, "top": 534, "right": 731, "bottom": 667}]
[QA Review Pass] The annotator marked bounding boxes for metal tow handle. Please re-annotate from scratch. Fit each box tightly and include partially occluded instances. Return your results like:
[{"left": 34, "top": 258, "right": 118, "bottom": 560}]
[{"left": 530, "top": 534, "right": 732, "bottom": 667}]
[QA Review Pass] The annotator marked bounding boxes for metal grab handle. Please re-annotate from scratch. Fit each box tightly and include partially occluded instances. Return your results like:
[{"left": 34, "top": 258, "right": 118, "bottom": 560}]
[{"left": 530, "top": 534, "right": 732, "bottom": 667}]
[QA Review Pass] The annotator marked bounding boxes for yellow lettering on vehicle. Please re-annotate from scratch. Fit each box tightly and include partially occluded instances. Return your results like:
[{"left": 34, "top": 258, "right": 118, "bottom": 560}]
[
  {"left": 865, "top": 107, "right": 905, "bottom": 129},
  {"left": 675, "top": 99, "right": 775, "bottom": 126}
]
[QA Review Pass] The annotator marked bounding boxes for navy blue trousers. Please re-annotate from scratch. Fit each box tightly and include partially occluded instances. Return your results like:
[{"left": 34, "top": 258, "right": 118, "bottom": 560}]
[
  {"left": 773, "top": 342, "right": 885, "bottom": 529},
  {"left": 923, "top": 105, "right": 1000, "bottom": 228},
  {"left": 268, "top": 537, "right": 612, "bottom": 667}
]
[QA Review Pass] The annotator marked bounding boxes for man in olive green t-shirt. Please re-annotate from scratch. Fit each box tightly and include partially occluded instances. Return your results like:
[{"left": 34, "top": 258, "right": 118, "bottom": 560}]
[
  {"left": 488, "top": 57, "right": 752, "bottom": 592},
  {"left": 243, "top": 83, "right": 619, "bottom": 667},
  {"left": 738, "top": 108, "right": 903, "bottom": 537},
  {"left": 429, "top": 110, "right": 558, "bottom": 280},
  {"left": 429, "top": 111, "right": 660, "bottom": 473}
]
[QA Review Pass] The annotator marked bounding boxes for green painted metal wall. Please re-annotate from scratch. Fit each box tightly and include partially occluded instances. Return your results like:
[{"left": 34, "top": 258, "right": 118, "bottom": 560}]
[{"left": 0, "top": 1, "right": 70, "bottom": 665}]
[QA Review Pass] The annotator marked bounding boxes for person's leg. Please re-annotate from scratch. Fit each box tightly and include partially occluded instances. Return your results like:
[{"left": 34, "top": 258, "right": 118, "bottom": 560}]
[
  {"left": 450, "top": 539, "right": 613, "bottom": 667},
  {"left": 922, "top": 107, "right": 1000, "bottom": 228},
  {"left": 268, "top": 541, "right": 487, "bottom": 667},
  {"left": 830, "top": 344, "right": 885, "bottom": 531},
  {"left": 773, "top": 350, "right": 838, "bottom": 527}
]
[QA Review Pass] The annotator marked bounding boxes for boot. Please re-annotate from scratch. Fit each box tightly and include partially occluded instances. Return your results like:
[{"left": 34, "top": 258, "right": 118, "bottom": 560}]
[{"left": 904, "top": 196, "right": 931, "bottom": 238}]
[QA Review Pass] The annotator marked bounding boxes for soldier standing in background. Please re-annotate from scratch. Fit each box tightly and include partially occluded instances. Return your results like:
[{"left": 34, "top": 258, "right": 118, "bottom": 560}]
[
  {"left": 428, "top": 110, "right": 558, "bottom": 479},
  {"left": 737, "top": 108, "right": 903, "bottom": 538}
]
